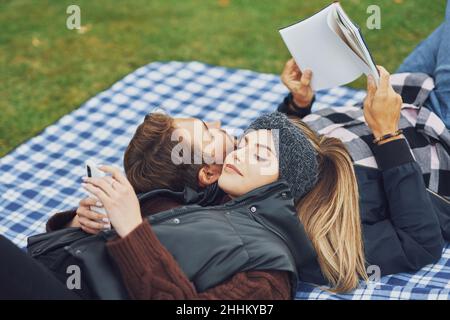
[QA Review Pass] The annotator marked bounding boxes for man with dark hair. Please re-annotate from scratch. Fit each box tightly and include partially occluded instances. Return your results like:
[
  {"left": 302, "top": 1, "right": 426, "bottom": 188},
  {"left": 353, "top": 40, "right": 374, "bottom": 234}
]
[
  {"left": 124, "top": 113, "right": 205, "bottom": 194},
  {"left": 122, "top": 62, "right": 312, "bottom": 195}
]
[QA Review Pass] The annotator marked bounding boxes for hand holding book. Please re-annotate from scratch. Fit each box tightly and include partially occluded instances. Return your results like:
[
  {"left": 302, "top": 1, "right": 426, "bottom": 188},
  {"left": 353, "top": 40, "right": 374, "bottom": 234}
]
[
  {"left": 363, "top": 66, "right": 403, "bottom": 144},
  {"left": 281, "top": 59, "right": 314, "bottom": 108},
  {"left": 279, "top": 2, "right": 380, "bottom": 90}
]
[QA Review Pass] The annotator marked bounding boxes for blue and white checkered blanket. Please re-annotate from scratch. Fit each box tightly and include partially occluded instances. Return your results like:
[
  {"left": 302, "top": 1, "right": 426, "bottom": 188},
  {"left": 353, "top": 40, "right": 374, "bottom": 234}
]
[{"left": 0, "top": 61, "right": 448, "bottom": 299}]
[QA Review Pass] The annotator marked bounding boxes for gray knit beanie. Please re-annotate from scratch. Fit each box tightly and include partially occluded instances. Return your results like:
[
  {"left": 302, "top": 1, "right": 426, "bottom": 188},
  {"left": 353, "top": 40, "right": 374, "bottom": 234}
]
[{"left": 247, "top": 112, "right": 319, "bottom": 201}]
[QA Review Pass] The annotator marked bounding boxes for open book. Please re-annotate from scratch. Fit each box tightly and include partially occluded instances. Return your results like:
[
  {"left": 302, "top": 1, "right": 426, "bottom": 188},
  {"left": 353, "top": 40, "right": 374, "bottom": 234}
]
[{"left": 279, "top": 2, "right": 380, "bottom": 90}]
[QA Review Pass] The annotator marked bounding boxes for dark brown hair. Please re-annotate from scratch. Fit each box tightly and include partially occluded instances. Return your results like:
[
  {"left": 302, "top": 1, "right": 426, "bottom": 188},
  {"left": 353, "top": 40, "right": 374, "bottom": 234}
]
[{"left": 124, "top": 113, "right": 202, "bottom": 193}]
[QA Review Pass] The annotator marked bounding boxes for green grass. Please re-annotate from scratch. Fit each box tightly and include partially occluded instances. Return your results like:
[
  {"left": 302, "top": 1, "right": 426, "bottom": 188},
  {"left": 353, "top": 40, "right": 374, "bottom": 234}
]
[{"left": 0, "top": 0, "right": 446, "bottom": 157}]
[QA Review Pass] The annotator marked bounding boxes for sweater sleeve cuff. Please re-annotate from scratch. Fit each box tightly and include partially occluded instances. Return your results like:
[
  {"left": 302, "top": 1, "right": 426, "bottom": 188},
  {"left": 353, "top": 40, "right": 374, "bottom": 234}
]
[
  {"left": 277, "top": 93, "right": 313, "bottom": 118},
  {"left": 374, "top": 138, "right": 415, "bottom": 170},
  {"left": 106, "top": 221, "right": 162, "bottom": 278},
  {"left": 46, "top": 210, "right": 77, "bottom": 232}
]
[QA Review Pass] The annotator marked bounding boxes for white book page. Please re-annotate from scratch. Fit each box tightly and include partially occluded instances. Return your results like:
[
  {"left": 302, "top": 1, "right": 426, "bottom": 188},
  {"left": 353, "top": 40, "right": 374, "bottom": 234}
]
[
  {"left": 279, "top": 4, "right": 365, "bottom": 90},
  {"left": 333, "top": 9, "right": 367, "bottom": 62},
  {"left": 335, "top": 4, "right": 380, "bottom": 82},
  {"left": 326, "top": 7, "right": 371, "bottom": 74}
]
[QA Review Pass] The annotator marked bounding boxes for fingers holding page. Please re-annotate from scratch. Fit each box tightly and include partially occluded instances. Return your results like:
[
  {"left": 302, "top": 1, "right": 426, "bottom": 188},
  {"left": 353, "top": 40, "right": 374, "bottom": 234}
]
[
  {"left": 300, "top": 69, "right": 312, "bottom": 86},
  {"left": 376, "top": 65, "right": 391, "bottom": 93}
]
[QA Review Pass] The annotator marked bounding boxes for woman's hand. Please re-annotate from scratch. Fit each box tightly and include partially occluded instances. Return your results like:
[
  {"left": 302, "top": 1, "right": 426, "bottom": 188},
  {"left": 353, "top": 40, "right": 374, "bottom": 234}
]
[
  {"left": 75, "top": 197, "right": 110, "bottom": 234},
  {"left": 82, "top": 166, "right": 142, "bottom": 238},
  {"left": 281, "top": 58, "right": 314, "bottom": 108},
  {"left": 363, "top": 66, "right": 403, "bottom": 144}
]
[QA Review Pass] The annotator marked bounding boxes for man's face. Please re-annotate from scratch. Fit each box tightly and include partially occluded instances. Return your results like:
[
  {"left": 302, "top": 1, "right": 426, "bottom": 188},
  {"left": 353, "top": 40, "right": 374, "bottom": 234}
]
[{"left": 173, "top": 118, "right": 236, "bottom": 165}]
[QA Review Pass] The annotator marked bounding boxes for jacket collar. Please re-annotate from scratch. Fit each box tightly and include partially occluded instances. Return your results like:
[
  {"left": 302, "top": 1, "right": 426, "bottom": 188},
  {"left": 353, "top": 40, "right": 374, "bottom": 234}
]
[{"left": 137, "top": 182, "right": 226, "bottom": 207}]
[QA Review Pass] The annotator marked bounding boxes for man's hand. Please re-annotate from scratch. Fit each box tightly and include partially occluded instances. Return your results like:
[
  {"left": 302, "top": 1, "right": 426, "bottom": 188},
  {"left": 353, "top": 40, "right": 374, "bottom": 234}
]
[
  {"left": 82, "top": 166, "right": 143, "bottom": 238},
  {"left": 281, "top": 58, "right": 314, "bottom": 108},
  {"left": 363, "top": 66, "right": 403, "bottom": 144},
  {"left": 75, "top": 197, "right": 110, "bottom": 234}
]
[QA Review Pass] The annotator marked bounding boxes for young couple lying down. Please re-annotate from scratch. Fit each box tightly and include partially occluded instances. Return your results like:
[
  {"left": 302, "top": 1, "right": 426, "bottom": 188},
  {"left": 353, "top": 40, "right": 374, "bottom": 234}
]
[{"left": 2, "top": 10, "right": 450, "bottom": 299}]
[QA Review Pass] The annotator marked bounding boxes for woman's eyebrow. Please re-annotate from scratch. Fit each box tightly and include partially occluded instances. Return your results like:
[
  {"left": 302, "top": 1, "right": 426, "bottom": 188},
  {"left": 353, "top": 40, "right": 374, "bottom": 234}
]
[{"left": 256, "top": 143, "right": 274, "bottom": 155}]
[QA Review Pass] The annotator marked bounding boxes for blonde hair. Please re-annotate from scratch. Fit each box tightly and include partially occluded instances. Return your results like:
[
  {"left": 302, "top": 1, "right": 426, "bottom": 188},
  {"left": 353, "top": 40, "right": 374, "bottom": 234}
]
[{"left": 288, "top": 116, "right": 368, "bottom": 293}]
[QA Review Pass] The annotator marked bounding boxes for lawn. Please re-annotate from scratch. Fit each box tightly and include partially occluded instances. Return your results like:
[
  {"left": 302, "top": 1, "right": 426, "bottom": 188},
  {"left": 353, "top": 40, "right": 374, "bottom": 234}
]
[{"left": 0, "top": 0, "right": 446, "bottom": 157}]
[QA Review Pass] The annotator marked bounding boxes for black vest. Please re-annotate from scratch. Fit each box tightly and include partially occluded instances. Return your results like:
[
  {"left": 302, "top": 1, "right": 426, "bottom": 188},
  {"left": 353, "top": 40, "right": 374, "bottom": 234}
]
[{"left": 28, "top": 181, "right": 325, "bottom": 299}]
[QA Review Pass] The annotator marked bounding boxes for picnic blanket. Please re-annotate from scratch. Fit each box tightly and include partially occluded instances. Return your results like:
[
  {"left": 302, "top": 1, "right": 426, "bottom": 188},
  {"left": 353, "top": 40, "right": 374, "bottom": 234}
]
[{"left": 0, "top": 61, "right": 448, "bottom": 300}]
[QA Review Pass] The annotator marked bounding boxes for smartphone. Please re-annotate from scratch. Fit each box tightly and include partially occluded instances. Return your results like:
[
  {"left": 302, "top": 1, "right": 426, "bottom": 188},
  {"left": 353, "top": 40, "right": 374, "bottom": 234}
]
[{"left": 85, "top": 160, "right": 108, "bottom": 220}]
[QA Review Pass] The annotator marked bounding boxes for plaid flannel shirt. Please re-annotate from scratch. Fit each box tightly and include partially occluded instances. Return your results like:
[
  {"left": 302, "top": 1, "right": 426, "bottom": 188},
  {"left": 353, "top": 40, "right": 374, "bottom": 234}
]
[{"left": 303, "top": 72, "right": 450, "bottom": 198}]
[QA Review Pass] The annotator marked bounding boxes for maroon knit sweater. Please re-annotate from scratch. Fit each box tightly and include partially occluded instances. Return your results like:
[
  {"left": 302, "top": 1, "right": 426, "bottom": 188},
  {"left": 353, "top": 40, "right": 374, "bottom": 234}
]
[{"left": 47, "top": 196, "right": 292, "bottom": 300}]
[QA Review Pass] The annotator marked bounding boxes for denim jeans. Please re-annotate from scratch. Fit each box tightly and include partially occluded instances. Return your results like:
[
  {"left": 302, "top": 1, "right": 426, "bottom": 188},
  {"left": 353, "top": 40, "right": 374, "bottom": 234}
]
[{"left": 396, "top": 0, "right": 450, "bottom": 129}]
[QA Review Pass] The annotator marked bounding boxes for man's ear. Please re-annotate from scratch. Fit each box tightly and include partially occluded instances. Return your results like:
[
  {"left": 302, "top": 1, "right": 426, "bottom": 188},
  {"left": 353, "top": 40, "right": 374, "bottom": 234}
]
[{"left": 198, "top": 164, "right": 222, "bottom": 188}]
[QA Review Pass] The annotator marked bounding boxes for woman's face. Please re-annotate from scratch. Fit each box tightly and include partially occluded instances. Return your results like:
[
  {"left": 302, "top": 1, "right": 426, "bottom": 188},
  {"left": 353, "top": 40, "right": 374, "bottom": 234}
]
[{"left": 218, "top": 129, "right": 279, "bottom": 198}]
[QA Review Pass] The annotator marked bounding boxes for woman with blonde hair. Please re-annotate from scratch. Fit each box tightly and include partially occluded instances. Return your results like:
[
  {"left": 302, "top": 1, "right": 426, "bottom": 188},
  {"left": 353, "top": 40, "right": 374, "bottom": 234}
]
[{"left": 286, "top": 117, "right": 368, "bottom": 292}]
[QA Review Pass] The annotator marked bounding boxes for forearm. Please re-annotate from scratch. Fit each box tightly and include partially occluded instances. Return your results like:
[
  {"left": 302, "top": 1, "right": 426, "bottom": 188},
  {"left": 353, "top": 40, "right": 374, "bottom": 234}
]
[{"left": 106, "top": 221, "right": 291, "bottom": 300}]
